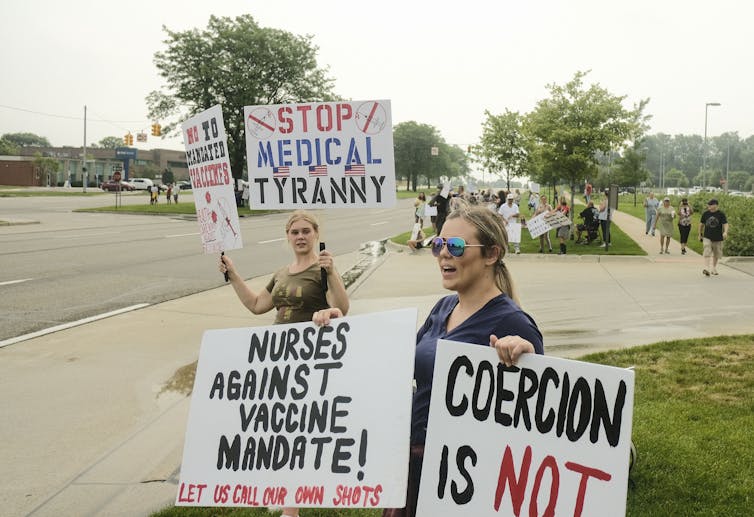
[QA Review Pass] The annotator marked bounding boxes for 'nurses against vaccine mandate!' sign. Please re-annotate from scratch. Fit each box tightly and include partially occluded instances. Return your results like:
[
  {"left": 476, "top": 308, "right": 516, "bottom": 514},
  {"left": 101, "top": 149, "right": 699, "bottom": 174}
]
[
  {"left": 182, "top": 105, "right": 242, "bottom": 253},
  {"left": 244, "top": 100, "right": 396, "bottom": 209},
  {"left": 176, "top": 309, "right": 417, "bottom": 509},
  {"left": 417, "top": 340, "right": 635, "bottom": 517}
]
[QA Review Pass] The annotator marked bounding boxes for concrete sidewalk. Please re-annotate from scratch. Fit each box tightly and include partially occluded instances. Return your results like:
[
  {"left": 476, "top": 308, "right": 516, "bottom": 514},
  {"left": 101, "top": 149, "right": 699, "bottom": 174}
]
[{"left": 2, "top": 211, "right": 754, "bottom": 517}]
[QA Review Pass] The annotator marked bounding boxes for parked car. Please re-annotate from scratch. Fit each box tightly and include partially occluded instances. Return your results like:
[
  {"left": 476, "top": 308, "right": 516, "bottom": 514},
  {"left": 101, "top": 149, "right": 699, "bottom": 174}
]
[
  {"left": 129, "top": 178, "right": 154, "bottom": 190},
  {"left": 101, "top": 180, "right": 135, "bottom": 192},
  {"left": 176, "top": 180, "right": 192, "bottom": 190}
]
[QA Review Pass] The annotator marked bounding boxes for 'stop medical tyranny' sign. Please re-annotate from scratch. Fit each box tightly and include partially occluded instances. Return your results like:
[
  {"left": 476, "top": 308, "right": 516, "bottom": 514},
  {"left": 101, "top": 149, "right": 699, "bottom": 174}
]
[{"left": 244, "top": 100, "right": 396, "bottom": 209}]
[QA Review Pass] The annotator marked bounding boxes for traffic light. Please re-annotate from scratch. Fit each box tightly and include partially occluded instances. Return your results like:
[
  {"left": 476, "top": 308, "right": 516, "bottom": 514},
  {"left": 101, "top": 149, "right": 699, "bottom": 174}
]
[
  {"left": 124, "top": 133, "right": 133, "bottom": 146},
  {"left": 151, "top": 123, "right": 161, "bottom": 136}
]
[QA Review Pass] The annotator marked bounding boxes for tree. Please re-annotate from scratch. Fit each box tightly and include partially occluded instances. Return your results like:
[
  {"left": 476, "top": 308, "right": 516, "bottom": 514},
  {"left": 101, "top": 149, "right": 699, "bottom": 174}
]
[
  {"left": 392, "top": 122, "right": 467, "bottom": 190},
  {"left": 147, "top": 15, "right": 337, "bottom": 182},
  {"left": 525, "top": 71, "right": 648, "bottom": 222},
  {"left": 0, "top": 137, "right": 19, "bottom": 156},
  {"left": 33, "top": 152, "right": 60, "bottom": 187},
  {"left": 95, "top": 136, "right": 125, "bottom": 149},
  {"left": 2, "top": 132, "right": 50, "bottom": 148},
  {"left": 162, "top": 169, "right": 175, "bottom": 185},
  {"left": 612, "top": 146, "right": 650, "bottom": 203},
  {"left": 478, "top": 109, "right": 530, "bottom": 192},
  {"left": 664, "top": 169, "right": 689, "bottom": 188}
]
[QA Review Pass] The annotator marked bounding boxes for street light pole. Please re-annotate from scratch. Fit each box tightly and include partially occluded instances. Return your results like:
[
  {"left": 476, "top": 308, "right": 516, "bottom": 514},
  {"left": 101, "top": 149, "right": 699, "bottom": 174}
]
[{"left": 702, "top": 102, "right": 721, "bottom": 189}]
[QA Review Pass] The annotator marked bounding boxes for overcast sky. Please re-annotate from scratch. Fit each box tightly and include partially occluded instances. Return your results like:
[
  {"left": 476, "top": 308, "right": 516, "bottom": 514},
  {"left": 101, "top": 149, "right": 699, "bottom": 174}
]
[{"left": 1, "top": 0, "right": 752, "bottom": 152}]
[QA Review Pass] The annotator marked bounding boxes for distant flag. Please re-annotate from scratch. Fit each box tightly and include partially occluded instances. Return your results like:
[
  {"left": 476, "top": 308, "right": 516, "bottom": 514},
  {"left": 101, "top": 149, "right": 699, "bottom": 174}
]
[
  {"left": 308, "top": 165, "right": 328, "bottom": 177},
  {"left": 344, "top": 164, "right": 366, "bottom": 176},
  {"left": 272, "top": 166, "right": 290, "bottom": 177}
]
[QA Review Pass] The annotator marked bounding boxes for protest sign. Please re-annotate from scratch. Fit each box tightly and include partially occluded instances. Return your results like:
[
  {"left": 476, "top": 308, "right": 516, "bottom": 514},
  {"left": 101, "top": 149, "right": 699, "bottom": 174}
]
[
  {"left": 244, "top": 100, "right": 396, "bottom": 209},
  {"left": 411, "top": 222, "right": 421, "bottom": 241},
  {"left": 176, "top": 308, "right": 417, "bottom": 509},
  {"left": 526, "top": 210, "right": 571, "bottom": 238},
  {"left": 182, "top": 105, "right": 242, "bottom": 253},
  {"left": 417, "top": 340, "right": 634, "bottom": 517},
  {"left": 506, "top": 222, "right": 522, "bottom": 243}
]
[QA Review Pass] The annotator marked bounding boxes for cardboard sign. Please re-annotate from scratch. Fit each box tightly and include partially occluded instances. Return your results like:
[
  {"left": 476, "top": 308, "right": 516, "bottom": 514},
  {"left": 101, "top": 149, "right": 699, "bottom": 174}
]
[
  {"left": 176, "top": 309, "right": 417, "bottom": 509},
  {"left": 506, "top": 222, "right": 522, "bottom": 244},
  {"left": 244, "top": 100, "right": 396, "bottom": 209},
  {"left": 417, "top": 340, "right": 634, "bottom": 517},
  {"left": 182, "top": 105, "right": 242, "bottom": 253},
  {"left": 526, "top": 211, "right": 571, "bottom": 238}
]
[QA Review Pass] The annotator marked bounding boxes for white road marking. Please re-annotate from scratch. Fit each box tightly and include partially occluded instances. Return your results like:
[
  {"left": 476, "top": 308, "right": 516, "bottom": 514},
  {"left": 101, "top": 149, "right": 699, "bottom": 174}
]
[
  {"left": 370, "top": 221, "right": 388, "bottom": 226},
  {"left": 258, "top": 237, "right": 285, "bottom": 244},
  {"left": 166, "top": 232, "right": 200, "bottom": 238},
  {"left": 0, "top": 278, "right": 33, "bottom": 286},
  {"left": 53, "top": 232, "right": 112, "bottom": 239},
  {"left": 0, "top": 304, "right": 151, "bottom": 349}
]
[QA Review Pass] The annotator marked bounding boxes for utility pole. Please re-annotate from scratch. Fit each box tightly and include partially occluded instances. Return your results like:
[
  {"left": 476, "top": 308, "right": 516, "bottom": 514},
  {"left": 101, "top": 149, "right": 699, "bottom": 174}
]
[{"left": 82, "top": 105, "right": 88, "bottom": 193}]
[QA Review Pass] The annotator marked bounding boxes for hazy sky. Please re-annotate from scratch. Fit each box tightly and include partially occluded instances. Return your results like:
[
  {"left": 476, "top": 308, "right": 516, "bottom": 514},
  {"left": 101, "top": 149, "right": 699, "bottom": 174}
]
[{"left": 1, "top": 0, "right": 752, "bottom": 152}]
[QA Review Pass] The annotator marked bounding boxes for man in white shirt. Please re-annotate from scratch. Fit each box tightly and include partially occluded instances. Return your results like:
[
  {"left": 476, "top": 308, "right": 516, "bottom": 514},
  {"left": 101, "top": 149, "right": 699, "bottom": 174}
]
[{"left": 498, "top": 193, "right": 521, "bottom": 254}]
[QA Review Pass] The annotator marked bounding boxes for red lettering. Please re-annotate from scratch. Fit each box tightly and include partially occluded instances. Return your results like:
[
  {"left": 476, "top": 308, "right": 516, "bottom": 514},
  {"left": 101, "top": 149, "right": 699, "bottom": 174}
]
[
  {"left": 565, "top": 462, "right": 612, "bottom": 517},
  {"left": 295, "top": 485, "right": 325, "bottom": 505},
  {"left": 278, "top": 107, "right": 293, "bottom": 134},
  {"left": 262, "top": 486, "right": 287, "bottom": 506},
  {"left": 494, "top": 445, "right": 532, "bottom": 515},
  {"left": 232, "top": 484, "right": 260, "bottom": 506},
  {"left": 336, "top": 103, "right": 352, "bottom": 130},
  {"left": 529, "top": 455, "right": 559, "bottom": 517},
  {"left": 331, "top": 484, "right": 382, "bottom": 507},
  {"left": 316, "top": 104, "right": 333, "bottom": 131},
  {"left": 493, "top": 445, "right": 615, "bottom": 517},
  {"left": 213, "top": 484, "right": 230, "bottom": 504},
  {"left": 296, "top": 105, "right": 312, "bottom": 132},
  {"left": 186, "top": 126, "right": 199, "bottom": 144},
  {"left": 177, "top": 482, "right": 207, "bottom": 503}
]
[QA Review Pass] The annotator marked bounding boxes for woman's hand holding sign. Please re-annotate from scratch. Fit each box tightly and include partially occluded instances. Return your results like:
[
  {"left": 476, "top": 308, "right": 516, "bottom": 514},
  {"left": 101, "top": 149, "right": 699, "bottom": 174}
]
[{"left": 490, "top": 334, "right": 536, "bottom": 367}]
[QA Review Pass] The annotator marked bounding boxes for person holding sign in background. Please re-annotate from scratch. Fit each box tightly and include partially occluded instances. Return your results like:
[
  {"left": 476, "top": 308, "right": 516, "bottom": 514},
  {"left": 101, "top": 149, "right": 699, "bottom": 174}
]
[
  {"left": 313, "top": 205, "right": 544, "bottom": 517},
  {"left": 219, "top": 210, "right": 349, "bottom": 517}
]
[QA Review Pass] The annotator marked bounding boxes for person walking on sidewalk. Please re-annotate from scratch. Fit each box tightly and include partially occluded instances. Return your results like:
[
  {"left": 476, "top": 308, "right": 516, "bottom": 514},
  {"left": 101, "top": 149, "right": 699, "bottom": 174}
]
[
  {"left": 219, "top": 210, "right": 350, "bottom": 517},
  {"left": 653, "top": 197, "right": 676, "bottom": 254},
  {"left": 498, "top": 193, "right": 521, "bottom": 254},
  {"left": 677, "top": 197, "right": 694, "bottom": 255},
  {"left": 312, "top": 205, "right": 544, "bottom": 517},
  {"left": 699, "top": 198, "right": 729, "bottom": 276},
  {"left": 644, "top": 192, "right": 659, "bottom": 235}
]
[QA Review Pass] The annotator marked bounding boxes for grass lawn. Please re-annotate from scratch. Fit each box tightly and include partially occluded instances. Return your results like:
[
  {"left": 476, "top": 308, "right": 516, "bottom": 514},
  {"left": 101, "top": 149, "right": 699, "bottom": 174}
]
[{"left": 153, "top": 335, "right": 754, "bottom": 517}]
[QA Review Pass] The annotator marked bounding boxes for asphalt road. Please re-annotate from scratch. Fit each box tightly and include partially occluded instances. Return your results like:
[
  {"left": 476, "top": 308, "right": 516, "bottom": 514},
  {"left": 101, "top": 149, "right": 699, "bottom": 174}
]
[{"left": 0, "top": 192, "right": 416, "bottom": 341}]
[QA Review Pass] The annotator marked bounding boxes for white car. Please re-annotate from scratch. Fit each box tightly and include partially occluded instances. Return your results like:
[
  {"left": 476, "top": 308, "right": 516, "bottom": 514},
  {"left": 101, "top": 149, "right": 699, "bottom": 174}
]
[{"left": 129, "top": 178, "right": 154, "bottom": 190}]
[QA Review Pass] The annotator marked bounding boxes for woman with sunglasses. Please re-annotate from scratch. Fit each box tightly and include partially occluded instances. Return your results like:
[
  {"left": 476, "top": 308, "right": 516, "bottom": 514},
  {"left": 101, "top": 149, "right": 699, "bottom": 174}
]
[{"left": 314, "top": 205, "right": 543, "bottom": 517}]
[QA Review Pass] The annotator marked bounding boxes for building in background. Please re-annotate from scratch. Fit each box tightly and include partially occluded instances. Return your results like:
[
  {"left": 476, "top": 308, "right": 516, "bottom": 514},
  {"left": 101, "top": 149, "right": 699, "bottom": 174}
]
[{"left": 0, "top": 146, "right": 188, "bottom": 187}]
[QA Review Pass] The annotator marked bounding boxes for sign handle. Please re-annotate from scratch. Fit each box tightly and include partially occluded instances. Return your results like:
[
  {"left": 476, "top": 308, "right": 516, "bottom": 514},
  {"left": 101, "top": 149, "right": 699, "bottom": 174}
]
[{"left": 221, "top": 252, "right": 229, "bottom": 282}]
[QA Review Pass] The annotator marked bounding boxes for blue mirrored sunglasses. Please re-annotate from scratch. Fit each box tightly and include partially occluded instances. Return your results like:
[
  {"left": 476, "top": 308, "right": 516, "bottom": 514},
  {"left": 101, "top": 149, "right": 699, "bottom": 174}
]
[{"left": 431, "top": 237, "right": 485, "bottom": 257}]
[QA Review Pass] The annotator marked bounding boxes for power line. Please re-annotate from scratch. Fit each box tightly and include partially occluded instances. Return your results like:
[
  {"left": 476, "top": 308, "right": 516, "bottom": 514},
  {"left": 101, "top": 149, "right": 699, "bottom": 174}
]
[{"left": 0, "top": 103, "right": 147, "bottom": 124}]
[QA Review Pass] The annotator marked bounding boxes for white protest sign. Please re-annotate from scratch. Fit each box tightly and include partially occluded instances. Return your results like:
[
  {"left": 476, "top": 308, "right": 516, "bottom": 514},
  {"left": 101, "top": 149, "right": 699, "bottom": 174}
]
[
  {"left": 182, "top": 105, "right": 242, "bottom": 253},
  {"left": 529, "top": 182, "right": 540, "bottom": 194},
  {"left": 424, "top": 205, "right": 438, "bottom": 217},
  {"left": 244, "top": 100, "right": 396, "bottom": 209},
  {"left": 506, "top": 222, "right": 522, "bottom": 244},
  {"left": 526, "top": 210, "right": 571, "bottom": 239},
  {"left": 417, "top": 340, "right": 634, "bottom": 517},
  {"left": 411, "top": 222, "right": 421, "bottom": 241},
  {"left": 176, "top": 308, "right": 417, "bottom": 509}
]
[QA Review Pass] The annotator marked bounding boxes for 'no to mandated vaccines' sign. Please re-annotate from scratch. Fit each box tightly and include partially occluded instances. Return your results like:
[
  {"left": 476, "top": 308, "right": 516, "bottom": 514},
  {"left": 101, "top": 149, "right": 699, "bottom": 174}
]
[
  {"left": 244, "top": 100, "right": 396, "bottom": 209},
  {"left": 417, "top": 340, "right": 635, "bottom": 517},
  {"left": 176, "top": 309, "right": 416, "bottom": 509},
  {"left": 182, "top": 105, "right": 242, "bottom": 254}
]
